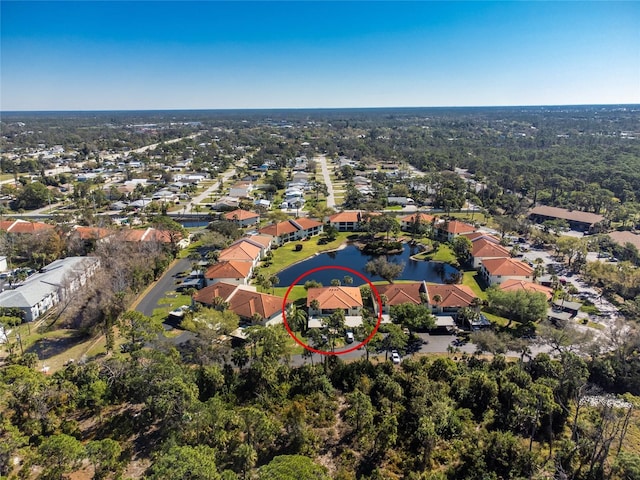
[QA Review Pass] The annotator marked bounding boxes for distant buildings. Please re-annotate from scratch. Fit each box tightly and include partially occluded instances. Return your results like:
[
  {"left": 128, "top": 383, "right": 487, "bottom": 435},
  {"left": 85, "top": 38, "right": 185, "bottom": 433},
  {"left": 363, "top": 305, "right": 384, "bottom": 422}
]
[{"left": 529, "top": 205, "right": 605, "bottom": 233}]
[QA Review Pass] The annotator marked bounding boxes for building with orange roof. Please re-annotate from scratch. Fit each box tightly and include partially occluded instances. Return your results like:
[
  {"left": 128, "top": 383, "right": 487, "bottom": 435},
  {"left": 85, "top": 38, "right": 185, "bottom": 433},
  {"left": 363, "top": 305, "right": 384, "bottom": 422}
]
[
  {"left": 307, "top": 286, "right": 363, "bottom": 316},
  {"left": 0, "top": 219, "right": 55, "bottom": 235},
  {"left": 192, "top": 282, "right": 285, "bottom": 326},
  {"left": 424, "top": 284, "right": 478, "bottom": 314},
  {"left": 222, "top": 209, "right": 260, "bottom": 227},
  {"left": 204, "top": 260, "right": 253, "bottom": 285},
  {"left": 121, "top": 227, "right": 184, "bottom": 245},
  {"left": 400, "top": 212, "right": 436, "bottom": 232},
  {"left": 218, "top": 242, "right": 262, "bottom": 267},
  {"left": 480, "top": 257, "right": 534, "bottom": 286},
  {"left": 498, "top": 279, "right": 554, "bottom": 300},
  {"left": 328, "top": 211, "right": 364, "bottom": 231},
  {"left": 375, "top": 281, "right": 427, "bottom": 314},
  {"left": 470, "top": 238, "right": 511, "bottom": 268},
  {"left": 72, "top": 226, "right": 114, "bottom": 241},
  {"left": 231, "top": 235, "right": 273, "bottom": 258},
  {"left": 434, "top": 220, "right": 477, "bottom": 242},
  {"left": 258, "top": 218, "right": 323, "bottom": 246}
]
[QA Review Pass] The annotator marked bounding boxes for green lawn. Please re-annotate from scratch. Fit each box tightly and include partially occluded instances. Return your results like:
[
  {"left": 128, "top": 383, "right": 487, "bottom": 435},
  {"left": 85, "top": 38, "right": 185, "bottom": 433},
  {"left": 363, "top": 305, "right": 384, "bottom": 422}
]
[
  {"left": 481, "top": 311, "right": 514, "bottom": 328},
  {"left": 462, "top": 271, "right": 487, "bottom": 300},
  {"left": 428, "top": 244, "right": 457, "bottom": 264},
  {"left": 272, "top": 285, "right": 308, "bottom": 303},
  {"left": 257, "top": 232, "right": 354, "bottom": 278},
  {"left": 151, "top": 293, "right": 192, "bottom": 323}
]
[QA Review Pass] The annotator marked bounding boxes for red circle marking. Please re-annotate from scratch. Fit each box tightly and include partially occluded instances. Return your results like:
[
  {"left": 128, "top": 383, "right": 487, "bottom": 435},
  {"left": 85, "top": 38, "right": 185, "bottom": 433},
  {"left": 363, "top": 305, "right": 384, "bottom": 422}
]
[{"left": 281, "top": 265, "right": 383, "bottom": 356}]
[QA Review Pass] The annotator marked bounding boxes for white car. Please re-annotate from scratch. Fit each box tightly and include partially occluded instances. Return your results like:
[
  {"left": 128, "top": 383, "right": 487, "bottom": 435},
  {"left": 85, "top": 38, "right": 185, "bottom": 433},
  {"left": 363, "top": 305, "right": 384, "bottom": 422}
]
[{"left": 391, "top": 350, "right": 401, "bottom": 364}]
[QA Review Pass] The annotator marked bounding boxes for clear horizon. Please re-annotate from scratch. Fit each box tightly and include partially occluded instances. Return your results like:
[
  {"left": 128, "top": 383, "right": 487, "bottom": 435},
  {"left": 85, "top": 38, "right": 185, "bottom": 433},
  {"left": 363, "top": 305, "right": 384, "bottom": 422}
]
[{"left": 2, "top": 1, "right": 639, "bottom": 111}]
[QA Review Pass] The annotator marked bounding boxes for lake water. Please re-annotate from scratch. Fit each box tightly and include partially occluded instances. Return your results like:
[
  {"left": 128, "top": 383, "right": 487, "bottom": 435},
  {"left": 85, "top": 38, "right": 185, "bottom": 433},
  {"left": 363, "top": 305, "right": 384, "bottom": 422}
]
[{"left": 275, "top": 243, "right": 459, "bottom": 286}]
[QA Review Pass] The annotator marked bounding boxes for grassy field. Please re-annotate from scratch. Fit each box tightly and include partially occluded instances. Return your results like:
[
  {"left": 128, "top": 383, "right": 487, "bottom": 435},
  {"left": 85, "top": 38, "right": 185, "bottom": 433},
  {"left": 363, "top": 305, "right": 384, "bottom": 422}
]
[
  {"left": 481, "top": 311, "right": 514, "bottom": 328},
  {"left": 462, "top": 271, "right": 487, "bottom": 299},
  {"left": 150, "top": 293, "right": 192, "bottom": 323},
  {"left": 428, "top": 244, "right": 457, "bottom": 264},
  {"left": 273, "top": 285, "right": 308, "bottom": 303},
  {"left": 257, "top": 232, "right": 354, "bottom": 278}
]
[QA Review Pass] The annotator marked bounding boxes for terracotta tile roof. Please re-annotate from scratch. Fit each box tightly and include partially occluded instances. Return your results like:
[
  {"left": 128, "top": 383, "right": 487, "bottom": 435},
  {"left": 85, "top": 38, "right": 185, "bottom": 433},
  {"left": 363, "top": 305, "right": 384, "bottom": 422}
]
[
  {"left": 218, "top": 242, "right": 262, "bottom": 262},
  {"left": 472, "top": 238, "right": 511, "bottom": 258},
  {"left": 462, "top": 232, "right": 500, "bottom": 243},
  {"left": 329, "top": 210, "right": 362, "bottom": 223},
  {"left": 376, "top": 282, "right": 425, "bottom": 306},
  {"left": 440, "top": 220, "right": 477, "bottom": 235},
  {"left": 608, "top": 231, "right": 640, "bottom": 251},
  {"left": 259, "top": 221, "right": 298, "bottom": 237},
  {"left": 291, "top": 218, "right": 323, "bottom": 230},
  {"left": 0, "top": 219, "right": 55, "bottom": 234},
  {"left": 228, "top": 289, "right": 283, "bottom": 320},
  {"left": 482, "top": 257, "right": 534, "bottom": 276},
  {"left": 240, "top": 234, "right": 273, "bottom": 248},
  {"left": 498, "top": 279, "right": 553, "bottom": 300},
  {"left": 122, "top": 227, "right": 180, "bottom": 243},
  {"left": 307, "top": 286, "right": 363, "bottom": 309},
  {"left": 205, "top": 261, "right": 252, "bottom": 280},
  {"left": 426, "top": 284, "right": 477, "bottom": 308},
  {"left": 400, "top": 213, "right": 436, "bottom": 223},
  {"left": 73, "top": 226, "right": 114, "bottom": 240},
  {"left": 329, "top": 211, "right": 362, "bottom": 223},
  {"left": 529, "top": 205, "right": 604, "bottom": 225},
  {"left": 193, "top": 282, "right": 238, "bottom": 305},
  {"left": 223, "top": 209, "right": 260, "bottom": 221}
]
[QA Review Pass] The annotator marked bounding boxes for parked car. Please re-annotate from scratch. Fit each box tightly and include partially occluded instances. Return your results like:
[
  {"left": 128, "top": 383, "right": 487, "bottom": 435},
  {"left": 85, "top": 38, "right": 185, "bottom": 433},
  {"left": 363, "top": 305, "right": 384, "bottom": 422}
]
[
  {"left": 391, "top": 350, "right": 401, "bottom": 364},
  {"left": 345, "top": 331, "right": 355, "bottom": 344}
]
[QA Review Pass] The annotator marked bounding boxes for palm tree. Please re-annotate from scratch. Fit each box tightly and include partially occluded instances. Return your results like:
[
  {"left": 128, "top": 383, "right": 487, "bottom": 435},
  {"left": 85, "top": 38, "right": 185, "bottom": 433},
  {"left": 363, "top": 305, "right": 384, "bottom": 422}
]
[
  {"left": 310, "top": 299, "right": 320, "bottom": 315},
  {"left": 432, "top": 294, "right": 442, "bottom": 312},
  {"left": 288, "top": 304, "right": 308, "bottom": 333}
]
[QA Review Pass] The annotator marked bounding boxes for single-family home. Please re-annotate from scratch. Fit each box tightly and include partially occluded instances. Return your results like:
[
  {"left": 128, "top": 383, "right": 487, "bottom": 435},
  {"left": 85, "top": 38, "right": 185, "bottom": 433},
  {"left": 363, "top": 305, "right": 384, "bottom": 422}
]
[
  {"left": 480, "top": 257, "right": 534, "bottom": 286},
  {"left": 229, "top": 182, "right": 253, "bottom": 199},
  {"left": 204, "top": 260, "right": 253, "bottom": 286},
  {"left": 223, "top": 209, "right": 260, "bottom": 227}
]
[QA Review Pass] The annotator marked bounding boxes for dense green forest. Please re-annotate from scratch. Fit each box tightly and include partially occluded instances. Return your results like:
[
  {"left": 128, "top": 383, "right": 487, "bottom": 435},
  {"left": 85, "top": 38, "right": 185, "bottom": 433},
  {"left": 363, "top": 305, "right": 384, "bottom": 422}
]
[{"left": 2, "top": 325, "right": 640, "bottom": 479}]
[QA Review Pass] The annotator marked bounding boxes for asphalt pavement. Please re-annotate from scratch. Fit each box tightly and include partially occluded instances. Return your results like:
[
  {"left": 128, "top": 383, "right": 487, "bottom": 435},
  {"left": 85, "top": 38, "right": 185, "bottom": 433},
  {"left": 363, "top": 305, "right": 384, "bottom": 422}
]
[{"left": 135, "top": 257, "right": 193, "bottom": 317}]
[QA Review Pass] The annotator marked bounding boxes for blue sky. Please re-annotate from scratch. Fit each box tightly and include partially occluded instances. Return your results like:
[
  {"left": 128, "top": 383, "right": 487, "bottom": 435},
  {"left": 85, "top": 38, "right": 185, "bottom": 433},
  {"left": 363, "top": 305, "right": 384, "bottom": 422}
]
[{"left": 1, "top": 1, "right": 639, "bottom": 110}]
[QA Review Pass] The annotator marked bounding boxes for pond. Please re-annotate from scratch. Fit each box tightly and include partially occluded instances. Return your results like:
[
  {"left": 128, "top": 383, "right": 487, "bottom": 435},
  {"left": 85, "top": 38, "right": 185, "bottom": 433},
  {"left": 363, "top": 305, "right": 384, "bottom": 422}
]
[{"left": 275, "top": 243, "right": 459, "bottom": 286}]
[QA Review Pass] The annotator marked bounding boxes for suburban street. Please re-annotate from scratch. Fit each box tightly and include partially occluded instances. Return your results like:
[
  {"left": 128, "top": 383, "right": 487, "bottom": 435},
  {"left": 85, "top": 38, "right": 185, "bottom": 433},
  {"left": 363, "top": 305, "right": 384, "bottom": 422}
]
[
  {"left": 135, "top": 257, "right": 193, "bottom": 317},
  {"left": 317, "top": 154, "right": 336, "bottom": 208}
]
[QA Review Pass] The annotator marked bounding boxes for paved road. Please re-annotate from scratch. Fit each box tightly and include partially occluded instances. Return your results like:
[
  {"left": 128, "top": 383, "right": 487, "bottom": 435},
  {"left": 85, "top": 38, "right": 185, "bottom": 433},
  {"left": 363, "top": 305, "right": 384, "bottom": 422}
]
[
  {"left": 189, "top": 157, "right": 247, "bottom": 206},
  {"left": 317, "top": 155, "right": 336, "bottom": 208},
  {"left": 135, "top": 257, "right": 193, "bottom": 317}
]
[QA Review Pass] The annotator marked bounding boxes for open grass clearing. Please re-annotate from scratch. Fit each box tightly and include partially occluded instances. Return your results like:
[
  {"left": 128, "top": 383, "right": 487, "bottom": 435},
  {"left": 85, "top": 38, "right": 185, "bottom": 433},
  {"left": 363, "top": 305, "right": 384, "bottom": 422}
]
[{"left": 462, "top": 271, "right": 487, "bottom": 300}]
